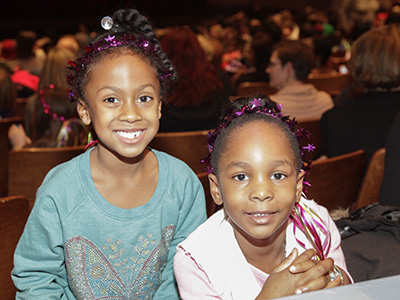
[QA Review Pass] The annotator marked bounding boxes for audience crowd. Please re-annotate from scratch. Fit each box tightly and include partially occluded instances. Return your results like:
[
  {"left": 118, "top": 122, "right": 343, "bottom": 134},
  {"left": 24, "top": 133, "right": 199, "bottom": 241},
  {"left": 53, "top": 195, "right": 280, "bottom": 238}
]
[{"left": 2, "top": 1, "right": 400, "bottom": 204}]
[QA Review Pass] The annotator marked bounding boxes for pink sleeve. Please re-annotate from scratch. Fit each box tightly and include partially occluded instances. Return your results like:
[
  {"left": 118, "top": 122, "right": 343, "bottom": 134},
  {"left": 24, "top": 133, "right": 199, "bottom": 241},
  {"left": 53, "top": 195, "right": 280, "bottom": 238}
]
[
  {"left": 321, "top": 206, "right": 354, "bottom": 283},
  {"left": 174, "top": 246, "right": 221, "bottom": 299}
]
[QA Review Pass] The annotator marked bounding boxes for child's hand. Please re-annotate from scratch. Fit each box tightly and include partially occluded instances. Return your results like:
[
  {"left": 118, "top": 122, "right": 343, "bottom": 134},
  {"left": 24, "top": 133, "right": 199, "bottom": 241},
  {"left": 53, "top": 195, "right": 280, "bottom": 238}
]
[
  {"left": 288, "top": 249, "right": 342, "bottom": 294},
  {"left": 256, "top": 249, "right": 336, "bottom": 299},
  {"left": 8, "top": 124, "right": 32, "bottom": 150}
]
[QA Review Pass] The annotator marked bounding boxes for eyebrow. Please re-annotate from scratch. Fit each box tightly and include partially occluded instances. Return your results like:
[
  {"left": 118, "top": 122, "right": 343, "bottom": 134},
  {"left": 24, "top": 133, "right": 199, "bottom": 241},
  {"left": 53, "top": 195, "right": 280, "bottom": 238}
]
[
  {"left": 226, "top": 159, "right": 293, "bottom": 170},
  {"left": 96, "top": 84, "right": 158, "bottom": 95}
]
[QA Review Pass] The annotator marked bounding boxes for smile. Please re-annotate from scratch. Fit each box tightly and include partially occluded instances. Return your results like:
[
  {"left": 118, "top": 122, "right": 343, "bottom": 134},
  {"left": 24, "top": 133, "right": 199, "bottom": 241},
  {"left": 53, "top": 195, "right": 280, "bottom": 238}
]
[
  {"left": 246, "top": 211, "right": 277, "bottom": 225},
  {"left": 253, "top": 213, "right": 272, "bottom": 217},
  {"left": 115, "top": 130, "right": 144, "bottom": 139}
]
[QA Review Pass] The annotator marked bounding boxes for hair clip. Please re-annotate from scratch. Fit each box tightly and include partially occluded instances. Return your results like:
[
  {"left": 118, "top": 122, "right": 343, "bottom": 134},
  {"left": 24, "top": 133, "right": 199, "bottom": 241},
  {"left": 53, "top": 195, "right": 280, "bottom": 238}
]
[{"left": 101, "top": 16, "right": 113, "bottom": 30}]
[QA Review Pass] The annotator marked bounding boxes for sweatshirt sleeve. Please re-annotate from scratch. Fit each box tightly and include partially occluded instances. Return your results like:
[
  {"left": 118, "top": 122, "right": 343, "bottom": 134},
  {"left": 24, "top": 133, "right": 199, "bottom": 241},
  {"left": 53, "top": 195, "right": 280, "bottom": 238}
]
[
  {"left": 153, "top": 168, "right": 207, "bottom": 299},
  {"left": 12, "top": 194, "right": 70, "bottom": 299}
]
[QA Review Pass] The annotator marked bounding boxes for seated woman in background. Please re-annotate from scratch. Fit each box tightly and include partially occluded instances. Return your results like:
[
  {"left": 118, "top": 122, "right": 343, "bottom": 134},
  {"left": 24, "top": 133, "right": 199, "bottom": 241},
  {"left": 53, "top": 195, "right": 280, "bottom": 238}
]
[
  {"left": 320, "top": 23, "right": 400, "bottom": 162},
  {"left": 8, "top": 46, "right": 88, "bottom": 149},
  {"left": 266, "top": 40, "right": 334, "bottom": 120},
  {"left": 158, "top": 26, "right": 231, "bottom": 132}
]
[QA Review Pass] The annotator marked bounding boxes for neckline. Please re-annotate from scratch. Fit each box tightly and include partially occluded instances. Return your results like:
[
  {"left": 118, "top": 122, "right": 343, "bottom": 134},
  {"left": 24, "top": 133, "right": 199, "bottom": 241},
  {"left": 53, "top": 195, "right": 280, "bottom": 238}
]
[{"left": 79, "top": 148, "right": 167, "bottom": 220}]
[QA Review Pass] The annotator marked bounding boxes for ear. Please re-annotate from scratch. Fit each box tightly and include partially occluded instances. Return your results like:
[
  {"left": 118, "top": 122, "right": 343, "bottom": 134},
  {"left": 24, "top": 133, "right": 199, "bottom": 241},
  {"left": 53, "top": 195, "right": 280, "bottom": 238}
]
[
  {"left": 158, "top": 100, "right": 162, "bottom": 119},
  {"left": 77, "top": 100, "right": 91, "bottom": 125},
  {"left": 295, "top": 170, "right": 305, "bottom": 203},
  {"left": 208, "top": 173, "right": 223, "bottom": 206},
  {"left": 283, "top": 61, "right": 293, "bottom": 71},
  {"left": 283, "top": 61, "right": 295, "bottom": 77}
]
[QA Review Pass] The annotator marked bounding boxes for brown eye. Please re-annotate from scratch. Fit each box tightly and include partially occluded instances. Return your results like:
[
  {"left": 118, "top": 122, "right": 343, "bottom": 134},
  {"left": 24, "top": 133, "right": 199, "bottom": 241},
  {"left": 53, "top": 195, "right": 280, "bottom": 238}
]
[
  {"left": 233, "top": 174, "right": 248, "bottom": 181},
  {"left": 104, "top": 97, "right": 118, "bottom": 103},
  {"left": 271, "top": 173, "right": 286, "bottom": 180},
  {"left": 138, "top": 95, "right": 152, "bottom": 103}
]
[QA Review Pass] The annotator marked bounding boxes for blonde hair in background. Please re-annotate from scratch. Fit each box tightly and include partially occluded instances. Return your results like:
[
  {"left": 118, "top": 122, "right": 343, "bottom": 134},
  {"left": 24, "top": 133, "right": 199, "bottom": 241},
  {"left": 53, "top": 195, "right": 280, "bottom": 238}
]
[
  {"left": 349, "top": 23, "right": 400, "bottom": 91},
  {"left": 38, "top": 47, "right": 75, "bottom": 91}
]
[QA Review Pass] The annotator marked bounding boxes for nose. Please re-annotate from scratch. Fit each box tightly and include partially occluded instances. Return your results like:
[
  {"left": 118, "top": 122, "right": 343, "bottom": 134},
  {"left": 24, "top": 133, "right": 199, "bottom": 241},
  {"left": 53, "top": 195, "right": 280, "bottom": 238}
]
[
  {"left": 249, "top": 177, "right": 273, "bottom": 202},
  {"left": 119, "top": 101, "right": 141, "bottom": 122}
]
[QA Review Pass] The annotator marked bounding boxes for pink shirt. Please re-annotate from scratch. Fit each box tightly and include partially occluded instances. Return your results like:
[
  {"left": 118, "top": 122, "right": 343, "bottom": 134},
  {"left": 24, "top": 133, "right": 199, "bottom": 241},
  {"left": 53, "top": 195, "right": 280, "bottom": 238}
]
[{"left": 174, "top": 198, "right": 351, "bottom": 299}]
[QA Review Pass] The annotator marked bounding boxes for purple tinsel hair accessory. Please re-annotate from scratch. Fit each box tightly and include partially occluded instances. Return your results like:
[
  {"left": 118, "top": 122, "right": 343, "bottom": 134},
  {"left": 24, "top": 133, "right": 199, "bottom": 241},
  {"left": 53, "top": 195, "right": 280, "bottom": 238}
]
[
  {"left": 201, "top": 97, "right": 315, "bottom": 192},
  {"left": 66, "top": 33, "right": 173, "bottom": 103}
]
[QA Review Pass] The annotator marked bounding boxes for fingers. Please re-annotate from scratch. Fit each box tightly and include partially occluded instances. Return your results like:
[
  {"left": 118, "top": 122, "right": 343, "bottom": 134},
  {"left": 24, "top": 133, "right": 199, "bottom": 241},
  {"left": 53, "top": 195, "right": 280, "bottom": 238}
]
[
  {"left": 273, "top": 248, "right": 298, "bottom": 273},
  {"left": 292, "top": 259, "right": 336, "bottom": 294},
  {"left": 289, "top": 249, "right": 318, "bottom": 273},
  {"left": 325, "top": 275, "right": 344, "bottom": 289}
]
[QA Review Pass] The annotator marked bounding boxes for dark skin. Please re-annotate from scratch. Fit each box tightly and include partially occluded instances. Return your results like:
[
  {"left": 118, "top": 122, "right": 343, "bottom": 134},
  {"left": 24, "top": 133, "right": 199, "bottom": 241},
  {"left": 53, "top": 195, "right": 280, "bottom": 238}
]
[
  {"left": 209, "top": 120, "right": 350, "bottom": 299},
  {"left": 255, "top": 248, "right": 347, "bottom": 299}
]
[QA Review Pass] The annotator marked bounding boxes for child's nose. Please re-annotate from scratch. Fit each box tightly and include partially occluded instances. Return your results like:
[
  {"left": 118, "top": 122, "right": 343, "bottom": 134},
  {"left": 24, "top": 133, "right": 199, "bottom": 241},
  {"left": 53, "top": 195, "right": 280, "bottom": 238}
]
[
  {"left": 119, "top": 101, "right": 141, "bottom": 122},
  {"left": 249, "top": 178, "right": 273, "bottom": 202}
]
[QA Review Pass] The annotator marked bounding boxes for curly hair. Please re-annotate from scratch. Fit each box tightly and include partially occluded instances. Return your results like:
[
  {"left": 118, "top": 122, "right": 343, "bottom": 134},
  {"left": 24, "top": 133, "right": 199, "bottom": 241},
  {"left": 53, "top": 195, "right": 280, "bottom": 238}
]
[
  {"left": 67, "top": 8, "right": 177, "bottom": 104},
  {"left": 159, "top": 26, "right": 222, "bottom": 107}
]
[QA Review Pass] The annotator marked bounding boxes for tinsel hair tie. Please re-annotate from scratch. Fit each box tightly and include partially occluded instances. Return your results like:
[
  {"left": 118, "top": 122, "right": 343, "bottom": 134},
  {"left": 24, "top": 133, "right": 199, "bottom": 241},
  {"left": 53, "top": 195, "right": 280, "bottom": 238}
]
[
  {"left": 201, "top": 97, "right": 315, "bottom": 192},
  {"left": 66, "top": 26, "right": 174, "bottom": 103}
]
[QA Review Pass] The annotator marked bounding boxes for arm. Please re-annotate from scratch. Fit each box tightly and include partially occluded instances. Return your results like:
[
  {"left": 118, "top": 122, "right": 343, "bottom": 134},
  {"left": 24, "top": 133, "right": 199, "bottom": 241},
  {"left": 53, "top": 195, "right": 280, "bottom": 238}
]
[
  {"left": 174, "top": 246, "right": 221, "bottom": 299},
  {"left": 8, "top": 124, "right": 32, "bottom": 149},
  {"left": 153, "top": 172, "right": 207, "bottom": 299},
  {"left": 12, "top": 195, "right": 69, "bottom": 299}
]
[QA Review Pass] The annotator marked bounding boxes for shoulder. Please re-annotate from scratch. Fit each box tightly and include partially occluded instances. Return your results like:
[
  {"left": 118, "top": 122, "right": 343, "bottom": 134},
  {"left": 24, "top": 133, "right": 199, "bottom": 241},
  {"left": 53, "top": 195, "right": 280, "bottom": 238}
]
[
  {"left": 152, "top": 149, "right": 201, "bottom": 189},
  {"left": 35, "top": 151, "right": 88, "bottom": 207},
  {"left": 152, "top": 149, "right": 195, "bottom": 175},
  {"left": 178, "top": 210, "right": 225, "bottom": 253},
  {"left": 316, "top": 90, "right": 333, "bottom": 102},
  {"left": 41, "top": 151, "right": 86, "bottom": 186},
  {"left": 300, "top": 197, "right": 330, "bottom": 218},
  {"left": 152, "top": 149, "right": 205, "bottom": 209}
]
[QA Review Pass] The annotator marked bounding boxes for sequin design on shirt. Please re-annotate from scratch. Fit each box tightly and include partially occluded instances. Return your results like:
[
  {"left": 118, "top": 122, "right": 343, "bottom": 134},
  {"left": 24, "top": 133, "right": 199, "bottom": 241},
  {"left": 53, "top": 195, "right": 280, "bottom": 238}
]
[{"left": 65, "top": 225, "right": 175, "bottom": 299}]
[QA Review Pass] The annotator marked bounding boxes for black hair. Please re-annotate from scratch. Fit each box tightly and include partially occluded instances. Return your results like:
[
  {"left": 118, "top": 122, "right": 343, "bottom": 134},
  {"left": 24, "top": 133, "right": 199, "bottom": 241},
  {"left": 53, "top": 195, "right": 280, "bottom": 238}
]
[
  {"left": 209, "top": 96, "right": 303, "bottom": 175},
  {"left": 68, "top": 8, "right": 177, "bottom": 104}
]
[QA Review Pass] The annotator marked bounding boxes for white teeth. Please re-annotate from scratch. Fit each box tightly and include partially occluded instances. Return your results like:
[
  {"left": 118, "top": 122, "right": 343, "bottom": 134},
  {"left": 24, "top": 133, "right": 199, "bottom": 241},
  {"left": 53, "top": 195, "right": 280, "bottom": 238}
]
[
  {"left": 254, "top": 213, "right": 270, "bottom": 217},
  {"left": 116, "top": 130, "right": 142, "bottom": 139}
]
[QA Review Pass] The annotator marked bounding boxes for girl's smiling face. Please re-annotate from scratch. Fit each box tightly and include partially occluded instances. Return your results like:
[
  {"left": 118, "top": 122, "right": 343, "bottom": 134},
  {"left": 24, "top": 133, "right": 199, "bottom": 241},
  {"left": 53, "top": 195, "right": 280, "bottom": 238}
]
[
  {"left": 78, "top": 54, "right": 161, "bottom": 160},
  {"left": 209, "top": 120, "right": 304, "bottom": 246}
]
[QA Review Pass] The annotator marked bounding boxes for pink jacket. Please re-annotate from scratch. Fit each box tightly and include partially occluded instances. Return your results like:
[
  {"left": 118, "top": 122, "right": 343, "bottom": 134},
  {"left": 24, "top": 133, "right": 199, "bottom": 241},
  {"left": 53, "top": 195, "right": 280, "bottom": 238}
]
[{"left": 174, "top": 198, "right": 351, "bottom": 299}]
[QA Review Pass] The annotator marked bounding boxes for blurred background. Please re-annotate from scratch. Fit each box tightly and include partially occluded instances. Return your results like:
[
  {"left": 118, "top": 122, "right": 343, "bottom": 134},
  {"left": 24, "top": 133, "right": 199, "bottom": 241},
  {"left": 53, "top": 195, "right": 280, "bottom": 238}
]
[{"left": 0, "top": 0, "right": 334, "bottom": 40}]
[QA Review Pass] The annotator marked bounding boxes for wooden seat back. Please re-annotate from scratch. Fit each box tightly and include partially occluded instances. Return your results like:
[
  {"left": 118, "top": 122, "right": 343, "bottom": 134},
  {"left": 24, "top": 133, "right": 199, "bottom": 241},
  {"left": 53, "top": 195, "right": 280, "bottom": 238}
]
[
  {"left": 352, "top": 148, "right": 386, "bottom": 211},
  {"left": 149, "top": 130, "right": 210, "bottom": 174},
  {"left": 236, "top": 81, "right": 278, "bottom": 97},
  {"left": 0, "top": 195, "right": 30, "bottom": 300},
  {"left": 8, "top": 146, "right": 85, "bottom": 208},
  {"left": 0, "top": 117, "right": 23, "bottom": 197},
  {"left": 306, "top": 150, "right": 367, "bottom": 211},
  {"left": 15, "top": 98, "right": 29, "bottom": 118},
  {"left": 306, "top": 73, "right": 351, "bottom": 97}
]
